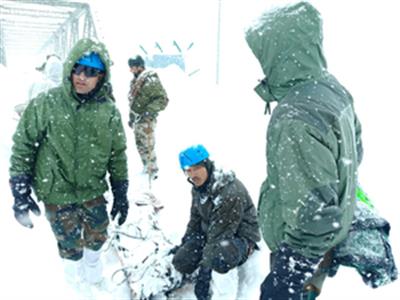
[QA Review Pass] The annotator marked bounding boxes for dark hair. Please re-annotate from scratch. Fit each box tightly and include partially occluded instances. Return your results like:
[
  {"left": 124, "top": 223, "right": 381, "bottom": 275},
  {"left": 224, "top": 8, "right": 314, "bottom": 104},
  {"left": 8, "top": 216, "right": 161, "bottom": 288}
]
[
  {"left": 192, "top": 159, "right": 214, "bottom": 191},
  {"left": 128, "top": 55, "right": 145, "bottom": 68}
]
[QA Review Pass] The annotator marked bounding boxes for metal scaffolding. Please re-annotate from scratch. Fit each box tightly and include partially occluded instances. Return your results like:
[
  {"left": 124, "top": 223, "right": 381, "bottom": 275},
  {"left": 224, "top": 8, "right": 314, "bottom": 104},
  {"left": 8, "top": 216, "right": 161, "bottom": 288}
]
[{"left": 0, "top": 0, "right": 98, "bottom": 66}]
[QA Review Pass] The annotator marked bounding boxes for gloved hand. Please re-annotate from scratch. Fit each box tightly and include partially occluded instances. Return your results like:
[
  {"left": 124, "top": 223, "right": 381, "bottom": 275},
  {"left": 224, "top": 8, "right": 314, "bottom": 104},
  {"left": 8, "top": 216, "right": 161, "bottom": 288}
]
[
  {"left": 169, "top": 245, "right": 181, "bottom": 255},
  {"left": 110, "top": 180, "right": 129, "bottom": 225},
  {"left": 194, "top": 266, "right": 212, "bottom": 300},
  {"left": 10, "top": 175, "right": 41, "bottom": 228},
  {"left": 260, "top": 243, "right": 321, "bottom": 300},
  {"left": 128, "top": 112, "right": 142, "bottom": 128}
]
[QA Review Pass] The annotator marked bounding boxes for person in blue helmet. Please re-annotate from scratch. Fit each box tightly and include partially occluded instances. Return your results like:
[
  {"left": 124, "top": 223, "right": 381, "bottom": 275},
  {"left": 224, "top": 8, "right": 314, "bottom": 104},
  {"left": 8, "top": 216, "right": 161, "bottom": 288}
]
[
  {"left": 172, "top": 144, "right": 260, "bottom": 300},
  {"left": 9, "top": 38, "right": 129, "bottom": 292}
]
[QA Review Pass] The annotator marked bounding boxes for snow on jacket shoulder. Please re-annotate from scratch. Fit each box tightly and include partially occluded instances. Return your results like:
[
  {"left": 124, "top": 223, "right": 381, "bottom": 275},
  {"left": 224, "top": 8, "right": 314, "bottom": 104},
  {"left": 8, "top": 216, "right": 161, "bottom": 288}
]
[{"left": 185, "top": 168, "right": 261, "bottom": 246}]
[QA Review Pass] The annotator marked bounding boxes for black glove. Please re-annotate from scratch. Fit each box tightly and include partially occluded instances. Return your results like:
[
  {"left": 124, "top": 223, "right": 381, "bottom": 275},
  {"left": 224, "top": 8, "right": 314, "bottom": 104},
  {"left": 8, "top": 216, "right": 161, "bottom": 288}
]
[
  {"left": 10, "top": 175, "right": 41, "bottom": 228},
  {"left": 169, "top": 245, "right": 180, "bottom": 255},
  {"left": 182, "top": 232, "right": 206, "bottom": 244},
  {"left": 194, "top": 266, "right": 212, "bottom": 300},
  {"left": 260, "top": 243, "right": 321, "bottom": 300},
  {"left": 110, "top": 180, "right": 129, "bottom": 225}
]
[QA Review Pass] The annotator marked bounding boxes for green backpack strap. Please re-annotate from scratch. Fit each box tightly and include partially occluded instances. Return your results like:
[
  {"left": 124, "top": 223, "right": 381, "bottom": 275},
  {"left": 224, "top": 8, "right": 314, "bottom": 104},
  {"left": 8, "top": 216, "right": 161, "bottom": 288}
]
[
  {"left": 356, "top": 186, "right": 374, "bottom": 209},
  {"left": 307, "top": 290, "right": 318, "bottom": 300}
]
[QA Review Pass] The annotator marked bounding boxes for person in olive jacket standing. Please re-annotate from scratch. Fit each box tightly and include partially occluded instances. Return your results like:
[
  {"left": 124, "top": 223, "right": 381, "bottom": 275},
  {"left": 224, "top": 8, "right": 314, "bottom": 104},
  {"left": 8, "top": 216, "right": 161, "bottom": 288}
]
[
  {"left": 245, "top": 2, "right": 363, "bottom": 299},
  {"left": 127, "top": 55, "right": 168, "bottom": 182},
  {"left": 172, "top": 144, "right": 260, "bottom": 300},
  {"left": 9, "top": 38, "right": 129, "bottom": 287}
]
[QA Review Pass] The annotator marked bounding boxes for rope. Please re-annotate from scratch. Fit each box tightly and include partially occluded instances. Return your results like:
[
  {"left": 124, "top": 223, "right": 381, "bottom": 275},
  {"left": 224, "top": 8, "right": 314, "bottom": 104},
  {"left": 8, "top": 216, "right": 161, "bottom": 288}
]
[{"left": 103, "top": 228, "right": 137, "bottom": 299}]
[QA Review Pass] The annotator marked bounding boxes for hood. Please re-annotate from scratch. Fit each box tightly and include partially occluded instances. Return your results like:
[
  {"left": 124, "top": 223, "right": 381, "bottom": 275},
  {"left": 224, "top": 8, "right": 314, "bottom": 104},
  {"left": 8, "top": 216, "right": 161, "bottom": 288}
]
[
  {"left": 44, "top": 55, "right": 63, "bottom": 85},
  {"left": 246, "top": 1, "right": 327, "bottom": 104},
  {"left": 62, "top": 38, "right": 113, "bottom": 99}
]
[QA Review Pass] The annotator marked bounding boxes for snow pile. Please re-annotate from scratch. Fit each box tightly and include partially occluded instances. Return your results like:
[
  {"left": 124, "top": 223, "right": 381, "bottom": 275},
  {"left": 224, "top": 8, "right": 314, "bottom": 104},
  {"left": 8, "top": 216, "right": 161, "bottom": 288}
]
[{"left": 108, "top": 191, "right": 183, "bottom": 299}]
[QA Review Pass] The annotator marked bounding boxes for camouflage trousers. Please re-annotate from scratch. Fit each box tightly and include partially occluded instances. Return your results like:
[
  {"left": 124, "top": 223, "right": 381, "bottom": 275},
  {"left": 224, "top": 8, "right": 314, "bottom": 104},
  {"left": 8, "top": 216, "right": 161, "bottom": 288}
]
[
  {"left": 134, "top": 117, "right": 158, "bottom": 176},
  {"left": 44, "top": 196, "right": 109, "bottom": 261}
]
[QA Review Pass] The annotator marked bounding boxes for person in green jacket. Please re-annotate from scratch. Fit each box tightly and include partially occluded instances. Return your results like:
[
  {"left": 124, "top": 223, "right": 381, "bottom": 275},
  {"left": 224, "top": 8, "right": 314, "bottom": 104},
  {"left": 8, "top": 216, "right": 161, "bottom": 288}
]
[
  {"left": 127, "top": 55, "right": 168, "bottom": 182},
  {"left": 172, "top": 144, "right": 260, "bottom": 300},
  {"left": 245, "top": 2, "right": 363, "bottom": 299},
  {"left": 9, "top": 38, "right": 129, "bottom": 288}
]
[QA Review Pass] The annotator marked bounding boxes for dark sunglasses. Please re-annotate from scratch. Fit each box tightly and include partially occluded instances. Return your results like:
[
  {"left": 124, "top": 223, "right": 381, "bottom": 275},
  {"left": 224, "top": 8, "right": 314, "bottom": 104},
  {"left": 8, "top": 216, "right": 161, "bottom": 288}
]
[{"left": 72, "top": 64, "right": 103, "bottom": 78}]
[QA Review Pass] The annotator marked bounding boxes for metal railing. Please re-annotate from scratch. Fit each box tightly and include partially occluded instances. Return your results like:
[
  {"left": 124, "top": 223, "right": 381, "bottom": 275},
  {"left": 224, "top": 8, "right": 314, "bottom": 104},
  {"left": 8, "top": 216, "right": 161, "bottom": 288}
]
[{"left": 0, "top": 0, "right": 97, "bottom": 66}]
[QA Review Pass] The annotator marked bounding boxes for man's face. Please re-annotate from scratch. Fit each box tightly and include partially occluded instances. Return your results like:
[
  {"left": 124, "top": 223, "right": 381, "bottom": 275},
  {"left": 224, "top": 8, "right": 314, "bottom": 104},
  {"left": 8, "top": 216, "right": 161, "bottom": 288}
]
[
  {"left": 184, "top": 164, "right": 208, "bottom": 187},
  {"left": 72, "top": 64, "right": 103, "bottom": 94},
  {"left": 129, "top": 66, "right": 142, "bottom": 76}
]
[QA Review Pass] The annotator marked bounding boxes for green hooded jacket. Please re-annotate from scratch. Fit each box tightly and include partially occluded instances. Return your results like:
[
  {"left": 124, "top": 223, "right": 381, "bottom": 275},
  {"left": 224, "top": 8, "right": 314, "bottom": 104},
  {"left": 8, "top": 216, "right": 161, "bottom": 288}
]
[
  {"left": 246, "top": 2, "right": 363, "bottom": 258},
  {"left": 9, "top": 38, "right": 128, "bottom": 205}
]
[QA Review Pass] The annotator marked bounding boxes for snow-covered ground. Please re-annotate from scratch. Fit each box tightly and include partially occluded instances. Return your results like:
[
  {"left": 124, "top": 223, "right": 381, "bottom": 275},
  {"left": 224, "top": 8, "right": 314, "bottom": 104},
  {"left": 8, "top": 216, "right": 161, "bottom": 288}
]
[{"left": 1, "top": 1, "right": 399, "bottom": 299}]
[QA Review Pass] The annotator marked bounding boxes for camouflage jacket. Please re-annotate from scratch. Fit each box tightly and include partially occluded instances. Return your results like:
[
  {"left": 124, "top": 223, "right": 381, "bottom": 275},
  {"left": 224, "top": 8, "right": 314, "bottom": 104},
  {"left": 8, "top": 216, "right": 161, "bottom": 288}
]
[{"left": 128, "top": 69, "right": 168, "bottom": 122}]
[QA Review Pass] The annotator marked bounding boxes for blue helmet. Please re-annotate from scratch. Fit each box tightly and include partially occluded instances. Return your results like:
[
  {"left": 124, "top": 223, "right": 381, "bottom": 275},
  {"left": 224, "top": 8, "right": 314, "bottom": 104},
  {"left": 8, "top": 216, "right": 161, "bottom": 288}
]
[
  {"left": 76, "top": 52, "right": 105, "bottom": 71},
  {"left": 179, "top": 144, "right": 210, "bottom": 170}
]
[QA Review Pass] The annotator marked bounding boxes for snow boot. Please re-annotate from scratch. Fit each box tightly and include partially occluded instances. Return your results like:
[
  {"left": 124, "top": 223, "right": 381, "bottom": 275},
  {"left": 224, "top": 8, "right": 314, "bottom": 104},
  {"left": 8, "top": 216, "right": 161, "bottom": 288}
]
[
  {"left": 83, "top": 248, "right": 104, "bottom": 285},
  {"left": 63, "top": 258, "right": 84, "bottom": 286},
  {"left": 211, "top": 268, "right": 238, "bottom": 299},
  {"left": 63, "top": 258, "right": 95, "bottom": 299}
]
